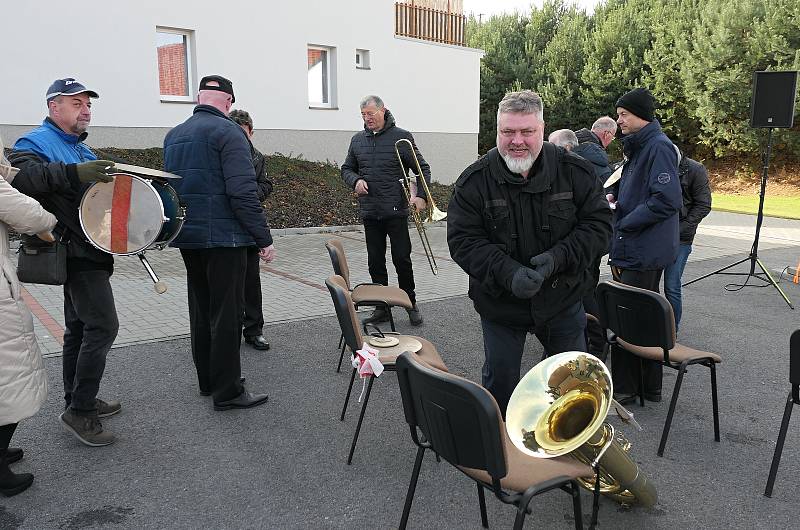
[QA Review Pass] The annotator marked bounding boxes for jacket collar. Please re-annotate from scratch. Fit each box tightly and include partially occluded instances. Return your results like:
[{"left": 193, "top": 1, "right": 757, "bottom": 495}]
[
  {"left": 364, "top": 109, "right": 396, "bottom": 136},
  {"left": 193, "top": 104, "right": 230, "bottom": 120},
  {"left": 621, "top": 119, "right": 662, "bottom": 156},
  {"left": 44, "top": 117, "right": 88, "bottom": 143}
]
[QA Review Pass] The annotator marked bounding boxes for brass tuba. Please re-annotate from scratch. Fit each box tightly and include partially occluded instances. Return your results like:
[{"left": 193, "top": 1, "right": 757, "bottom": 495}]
[
  {"left": 394, "top": 138, "right": 446, "bottom": 275},
  {"left": 506, "top": 351, "right": 657, "bottom": 507}
]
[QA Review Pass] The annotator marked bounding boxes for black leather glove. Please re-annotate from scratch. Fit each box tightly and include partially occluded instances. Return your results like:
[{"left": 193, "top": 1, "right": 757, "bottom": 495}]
[
  {"left": 76, "top": 160, "right": 115, "bottom": 183},
  {"left": 529, "top": 252, "right": 555, "bottom": 279},
  {"left": 511, "top": 267, "right": 545, "bottom": 299}
]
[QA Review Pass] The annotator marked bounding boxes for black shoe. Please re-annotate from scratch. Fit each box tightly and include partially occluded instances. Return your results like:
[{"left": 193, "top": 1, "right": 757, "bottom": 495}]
[
  {"left": 213, "top": 389, "right": 269, "bottom": 411},
  {"left": 613, "top": 393, "right": 637, "bottom": 406},
  {"left": 5, "top": 449, "right": 22, "bottom": 465},
  {"left": 200, "top": 377, "right": 246, "bottom": 397},
  {"left": 407, "top": 305, "right": 423, "bottom": 326},
  {"left": 244, "top": 335, "right": 270, "bottom": 350},
  {"left": 362, "top": 308, "right": 390, "bottom": 325},
  {"left": 0, "top": 454, "right": 33, "bottom": 497}
]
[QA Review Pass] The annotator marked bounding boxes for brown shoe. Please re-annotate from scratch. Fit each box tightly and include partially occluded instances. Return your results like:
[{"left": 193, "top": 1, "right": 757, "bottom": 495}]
[
  {"left": 96, "top": 398, "right": 121, "bottom": 418},
  {"left": 60, "top": 410, "right": 115, "bottom": 447}
]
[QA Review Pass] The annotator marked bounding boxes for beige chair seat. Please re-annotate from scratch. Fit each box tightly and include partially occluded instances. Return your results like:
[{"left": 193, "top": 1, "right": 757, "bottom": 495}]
[
  {"left": 460, "top": 424, "right": 593, "bottom": 492},
  {"left": 617, "top": 338, "right": 722, "bottom": 364},
  {"left": 374, "top": 336, "right": 447, "bottom": 371},
  {"left": 352, "top": 284, "right": 413, "bottom": 309}
]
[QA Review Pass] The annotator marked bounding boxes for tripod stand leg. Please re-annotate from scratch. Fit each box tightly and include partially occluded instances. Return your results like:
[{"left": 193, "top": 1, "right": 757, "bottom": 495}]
[
  {"left": 764, "top": 392, "right": 794, "bottom": 497},
  {"left": 681, "top": 256, "right": 750, "bottom": 288},
  {"left": 755, "top": 258, "right": 795, "bottom": 309}
]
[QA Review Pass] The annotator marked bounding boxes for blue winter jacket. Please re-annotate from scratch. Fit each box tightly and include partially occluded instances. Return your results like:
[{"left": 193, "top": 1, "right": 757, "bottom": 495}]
[
  {"left": 610, "top": 120, "right": 681, "bottom": 270},
  {"left": 164, "top": 105, "right": 272, "bottom": 249},
  {"left": 14, "top": 118, "right": 97, "bottom": 164}
]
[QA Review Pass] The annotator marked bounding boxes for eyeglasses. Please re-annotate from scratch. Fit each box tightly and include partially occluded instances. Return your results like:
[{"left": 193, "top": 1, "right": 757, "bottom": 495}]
[{"left": 361, "top": 110, "right": 379, "bottom": 118}]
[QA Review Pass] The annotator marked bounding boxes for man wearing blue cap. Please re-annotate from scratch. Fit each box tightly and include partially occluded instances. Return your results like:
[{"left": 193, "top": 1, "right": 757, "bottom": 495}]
[{"left": 9, "top": 77, "right": 120, "bottom": 447}]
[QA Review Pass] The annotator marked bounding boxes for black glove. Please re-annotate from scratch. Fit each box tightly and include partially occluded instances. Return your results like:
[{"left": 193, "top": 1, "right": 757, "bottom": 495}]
[
  {"left": 511, "top": 267, "right": 545, "bottom": 299},
  {"left": 76, "top": 160, "right": 115, "bottom": 183},
  {"left": 529, "top": 252, "right": 555, "bottom": 279}
]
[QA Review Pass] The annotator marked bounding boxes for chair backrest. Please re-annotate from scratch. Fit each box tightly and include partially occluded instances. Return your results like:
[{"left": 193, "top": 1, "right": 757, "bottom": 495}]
[
  {"left": 595, "top": 280, "right": 676, "bottom": 350},
  {"left": 790, "top": 329, "right": 800, "bottom": 386},
  {"left": 325, "top": 239, "right": 352, "bottom": 290},
  {"left": 325, "top": 274, "right": 363, "bottom": 352},
  {"left": 395, "top": 351, "right": 508, "bottom": 483}
]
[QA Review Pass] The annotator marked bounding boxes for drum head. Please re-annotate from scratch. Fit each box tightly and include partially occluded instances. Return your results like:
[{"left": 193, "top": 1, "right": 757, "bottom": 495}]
[{"left": 79, "top": 174, "right": 164, "bottom": 255}]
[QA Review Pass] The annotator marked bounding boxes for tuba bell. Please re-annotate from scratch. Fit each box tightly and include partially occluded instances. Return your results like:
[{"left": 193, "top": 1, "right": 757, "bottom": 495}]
[
  {"left": 394, "top": 138, "right": 446, "bottom": 275},
  {"left": 506, "top": 351, "right": 657, "bottom": 507}
]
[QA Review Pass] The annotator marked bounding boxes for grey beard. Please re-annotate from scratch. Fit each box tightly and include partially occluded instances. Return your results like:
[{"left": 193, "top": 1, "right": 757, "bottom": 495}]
[{"left": 501, "top": 151, "right": 534, "bottom": 174}]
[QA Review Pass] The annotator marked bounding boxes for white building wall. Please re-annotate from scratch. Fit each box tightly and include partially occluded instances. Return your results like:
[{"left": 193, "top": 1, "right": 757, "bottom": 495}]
[{"left": 0, "top": 0, "right": 482, "bottom": 183}]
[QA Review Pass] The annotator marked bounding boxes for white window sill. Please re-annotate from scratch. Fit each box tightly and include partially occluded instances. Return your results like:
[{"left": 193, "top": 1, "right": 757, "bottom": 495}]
[{"left": 309, "top": 105, "right": 339, "bottom": 110}]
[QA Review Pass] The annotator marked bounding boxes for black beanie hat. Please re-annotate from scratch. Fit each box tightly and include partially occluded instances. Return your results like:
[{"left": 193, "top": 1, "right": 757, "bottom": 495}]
[{"left": 615, "top": 88, "right": 655, "bottom": 122}]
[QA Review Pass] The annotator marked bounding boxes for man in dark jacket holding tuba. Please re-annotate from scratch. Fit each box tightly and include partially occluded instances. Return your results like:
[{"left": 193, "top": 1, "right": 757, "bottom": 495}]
[
  {"left": 447, "top": 90, "right": 612, "bottom": 414},
  {"left": 341, "top": 95, "right": 430, "bottom": 326}
]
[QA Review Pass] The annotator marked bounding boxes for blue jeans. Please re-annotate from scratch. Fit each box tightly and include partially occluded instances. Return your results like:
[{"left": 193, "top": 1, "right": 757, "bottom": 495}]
[
  {"left": 663, "top": 244, "right": 692, "bottom": 331},
  {"left": 480, "top": 301, "right": 586, "bottom": 415}
]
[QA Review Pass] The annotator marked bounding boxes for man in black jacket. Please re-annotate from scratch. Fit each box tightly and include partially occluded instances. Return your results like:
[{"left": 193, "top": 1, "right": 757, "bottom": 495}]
[
  {"left": 447, "top": 90, "right": 612, "bottom": 414},
  {"left": 341, "top": 95, "right": 430, "bottom": 326},
  {"left": 10, "top": 78, "right": 121, "bottom": 447},
  {"left": 574, "top": 116, "right": 617, "bottom": 183},
  {"left": 230, "top": 109, "right": 273, "bottom": 351},
  {"left": 662, "top": 154, "right": 711, "bottom": 331}
]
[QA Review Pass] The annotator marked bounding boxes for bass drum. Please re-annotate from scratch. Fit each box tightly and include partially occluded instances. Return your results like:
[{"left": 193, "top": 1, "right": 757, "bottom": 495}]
[{"left": 79, "top": 173, "right": 185, "bottom": 256}]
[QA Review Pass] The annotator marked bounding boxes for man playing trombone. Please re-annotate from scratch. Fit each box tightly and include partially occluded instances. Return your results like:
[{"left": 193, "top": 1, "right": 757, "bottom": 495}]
[{"left": 341, "top": 95, "right": 430, "bottom": 326}]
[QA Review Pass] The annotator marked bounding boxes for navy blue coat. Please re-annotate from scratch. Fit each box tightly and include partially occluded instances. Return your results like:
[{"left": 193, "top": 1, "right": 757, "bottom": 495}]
[
  {"left": 610, "top": 120, "right": 681, "bottom": 270},
  {"left": 164, "top": 105, "right": 272, "bottom": 249}
]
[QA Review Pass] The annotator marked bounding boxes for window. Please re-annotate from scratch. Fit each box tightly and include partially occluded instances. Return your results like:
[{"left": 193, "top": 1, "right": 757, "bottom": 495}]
[
  {"left": 156, "top": 27, "right": 195, "bottom": 102},
  {"left": 308, "top": 45, "right": 337, "bottom": 108},
  {"left": 355, "top": 49, "right": 370, "bottom": 70}
]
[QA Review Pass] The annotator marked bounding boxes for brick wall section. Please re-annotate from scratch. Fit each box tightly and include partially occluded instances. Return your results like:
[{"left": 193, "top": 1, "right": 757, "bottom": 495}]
[
  {"left": 307, "top": 48, "right": 324, "bottom": 68},
  {"left": 157, "top": 43, "right": 187, "bottom": 96}
]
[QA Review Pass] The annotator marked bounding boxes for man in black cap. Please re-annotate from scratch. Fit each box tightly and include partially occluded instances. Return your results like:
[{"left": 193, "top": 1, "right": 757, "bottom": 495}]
[
  {"left": 607, "top": 87, "right": 682, "bottom": 404},
  {"left": 164, "top": 75, "right": 274, "bottom": 411},
  {"left": 9, "top": 78, "right": 120, "bottom": 447}
]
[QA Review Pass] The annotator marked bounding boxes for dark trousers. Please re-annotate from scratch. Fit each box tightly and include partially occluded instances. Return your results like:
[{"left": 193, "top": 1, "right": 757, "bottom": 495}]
[
  {"left": 242, "top": 246, "right": 264, "bottom": 338},
  {"left": 582, "top": 288, "right": 606, "bottom": 359},
  {"left": 63, "top": 269, "right": 118, "bottom": 414},
  {"left": 0, "top": 423, "right": 17, "bottom": 451},
  {"left": 364, "top": 217, "right": 417, "bottom": 305},
  {"left": 181, "top": 247, "right": 247, "bottom": 403},
  {"left": 481, "top": 301, "right": 587, "bottom": 415},
  {"left": 610, "top": 267, "right": 664, "bottom": 395}
]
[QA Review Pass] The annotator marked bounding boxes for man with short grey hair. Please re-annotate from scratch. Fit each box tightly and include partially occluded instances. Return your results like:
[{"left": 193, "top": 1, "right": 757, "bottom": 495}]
[
  {"left": 447, "top": 90, "right": 612, "bottom": 414},
  {"left": 341, "top": 95, "right": 431, "bottom": 326},
  {"left": 548, "top": 129, "right": 579, "bottom": 151}
]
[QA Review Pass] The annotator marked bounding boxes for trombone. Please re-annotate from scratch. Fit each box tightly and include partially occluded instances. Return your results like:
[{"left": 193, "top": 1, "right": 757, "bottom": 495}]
[{"left": 394, "top": 138, "right": 446, "bottom": 275}]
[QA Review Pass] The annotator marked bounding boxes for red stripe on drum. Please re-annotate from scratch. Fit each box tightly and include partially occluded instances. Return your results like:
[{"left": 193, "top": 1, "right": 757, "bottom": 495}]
[{"left": 110, "top": 175, "right": 133, "bottom": 254}]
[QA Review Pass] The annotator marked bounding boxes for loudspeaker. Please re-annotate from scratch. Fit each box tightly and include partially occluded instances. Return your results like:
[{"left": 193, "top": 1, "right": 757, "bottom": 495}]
[{"left": 750, "top": 71, "right": 798, "bottom": 128}]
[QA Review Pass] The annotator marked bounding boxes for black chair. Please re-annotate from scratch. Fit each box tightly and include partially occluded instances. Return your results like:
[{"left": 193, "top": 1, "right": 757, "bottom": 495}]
[
  {"left": 326, "top": 239, "right": 413, "bottom": 371},
  {"left": 325, "top": 275, "right": 447, "bottom": 465},
  {"left": 395, "top": 351, "right": 593, "bottom": 530},
  {"left": 595, "top": 280, "right": 722, "bottom": 456},
  {"left": 764, "top": 329, "right": 800, "bottom": 497}
]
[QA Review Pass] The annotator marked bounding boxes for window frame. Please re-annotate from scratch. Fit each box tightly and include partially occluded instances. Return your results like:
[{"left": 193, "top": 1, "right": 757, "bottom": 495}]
[
  {"left": 307, "top": 44, "right": 337, "bottom": 109},
  {"left": 156, "top": 26, "right": 196, "bottom": 103},
  {"left": 355, "top": 49, "right": 371, "bottom": 70}
]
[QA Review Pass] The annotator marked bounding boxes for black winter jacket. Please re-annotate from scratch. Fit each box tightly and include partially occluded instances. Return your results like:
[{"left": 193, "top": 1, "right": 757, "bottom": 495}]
[
  {"left": 341, "top": 110, "right": 431, "bottom": 220},
  {"left": 677, "top": 157, "right": 711, "bottom": 244},
  {"left": 572, "top": 142, "right": 612, "bottom": 184},
  {"left": 251, "top": 145, "right": 273, "bottom": 203},
  {"left": 447, "top": 144, "right": 612, "bottom": 328}
]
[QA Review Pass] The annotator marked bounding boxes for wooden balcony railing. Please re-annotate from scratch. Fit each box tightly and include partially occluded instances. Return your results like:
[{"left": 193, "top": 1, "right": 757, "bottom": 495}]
[{"left": 395, "top": 2, "right": 467, "bottom": 47}]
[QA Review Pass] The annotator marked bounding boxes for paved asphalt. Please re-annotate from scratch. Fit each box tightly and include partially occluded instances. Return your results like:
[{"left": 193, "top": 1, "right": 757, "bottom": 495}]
[{"left": 2, "top": 213, "right": 800, "bottom": 529}]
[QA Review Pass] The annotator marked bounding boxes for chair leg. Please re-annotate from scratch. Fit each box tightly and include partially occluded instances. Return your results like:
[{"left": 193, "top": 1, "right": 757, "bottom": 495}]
[
  {"left": 476, "top": 483, "right": 489, "bottom": 528},
  {"left": 338, "top": 332, "right": 343, "bottom": 350},
  {"left": 569, "top": 481, "right": 583, "bottom": 530},
  {"left": 399, "top": 446, "right": 426, "bottom": 530},
  {"left": 710, "top": 361, "right": 720, "bottom": 442},
  {"left": 347, "top": 376, "right": 375, "bottom": 465},
  {"left": 658, "top": 361, "right": 688, "bottom": 457},
  {"left": 764, "top": 392, "right": 795, "bottom": 497},
  {"left": 388, "top": 305, "right": 397, "bottom": 332},
  {"left": 512, "top": 507, "right": 527, "bottom": 530},
  {"left": 337, "top": 342, "right": 347, "bottom": 373},
  {"left": 340, "top": 368, "right": 357, "bottom": 421},
  {"left": 638, "top": 357, "right": 645, "bottom": 407}
]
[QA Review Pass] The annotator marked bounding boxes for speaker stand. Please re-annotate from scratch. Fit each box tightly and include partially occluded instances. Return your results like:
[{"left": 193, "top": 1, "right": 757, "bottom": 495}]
[{"left": 682, "top": 127, "right": 794, "bottom": 309}]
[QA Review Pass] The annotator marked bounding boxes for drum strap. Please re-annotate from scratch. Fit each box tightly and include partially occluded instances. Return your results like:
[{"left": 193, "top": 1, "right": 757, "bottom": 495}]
[{"left": 110, "top": 175, "right": 133, "bottom": 254}]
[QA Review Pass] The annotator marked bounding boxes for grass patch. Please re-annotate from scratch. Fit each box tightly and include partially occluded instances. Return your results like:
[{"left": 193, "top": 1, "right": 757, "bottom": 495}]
[{"left": 712, "top": 194, "right": 800, "bottom": 219}]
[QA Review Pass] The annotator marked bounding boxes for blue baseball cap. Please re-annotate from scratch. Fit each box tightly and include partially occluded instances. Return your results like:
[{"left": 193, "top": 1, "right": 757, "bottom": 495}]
[{"left": 46, "top": 78, "right": 99, "bottom": 102}]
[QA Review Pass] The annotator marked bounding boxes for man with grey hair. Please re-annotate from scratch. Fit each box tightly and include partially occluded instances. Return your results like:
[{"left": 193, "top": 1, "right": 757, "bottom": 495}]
[
  {"left": 447, "top": 90, "right": 612, "bottom": 414},
  {"left": 341, "top": 95, "right": 432, "bottom": 326},
  {"left": 548, "top": 129, "right": 579, "bottom": 151}
]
